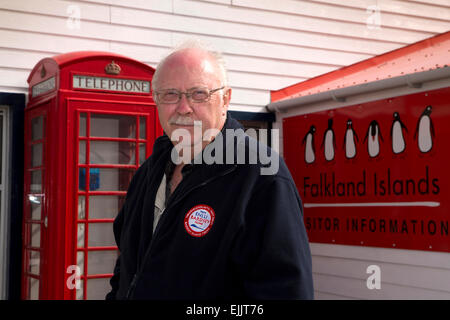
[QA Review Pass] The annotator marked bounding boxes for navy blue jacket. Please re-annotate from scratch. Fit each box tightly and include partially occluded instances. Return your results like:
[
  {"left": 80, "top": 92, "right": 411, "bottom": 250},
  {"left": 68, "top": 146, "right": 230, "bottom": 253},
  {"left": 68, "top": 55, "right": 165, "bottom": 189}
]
[{"left": 106, "top": 115, "right": 313, "bottom": 300}]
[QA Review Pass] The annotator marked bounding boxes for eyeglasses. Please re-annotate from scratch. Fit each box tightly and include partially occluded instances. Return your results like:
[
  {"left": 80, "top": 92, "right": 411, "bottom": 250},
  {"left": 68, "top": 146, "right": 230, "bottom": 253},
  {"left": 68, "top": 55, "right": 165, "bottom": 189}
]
[{"left": 154, "top": 86, "right": 225, "bottom": 104}]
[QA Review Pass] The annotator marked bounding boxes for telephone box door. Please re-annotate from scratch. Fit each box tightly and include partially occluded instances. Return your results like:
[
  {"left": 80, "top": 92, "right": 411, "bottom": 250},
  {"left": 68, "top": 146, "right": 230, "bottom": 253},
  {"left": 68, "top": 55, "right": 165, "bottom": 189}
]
[
  {"left": 22, "top": 104, "right": 50, "bottom": 299},
  {"left": 69, "top": 100, "right": 158, "bottom": 299}
]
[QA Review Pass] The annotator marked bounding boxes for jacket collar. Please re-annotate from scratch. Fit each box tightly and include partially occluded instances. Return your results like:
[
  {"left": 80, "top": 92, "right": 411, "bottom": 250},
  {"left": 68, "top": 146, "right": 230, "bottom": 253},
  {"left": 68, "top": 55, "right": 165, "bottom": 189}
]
[
  {"left": 154, "top": 112, "right": 243, "bottom": 163},
  {"left": 151, "top": 113, "right": 242, "bottom": 184}
]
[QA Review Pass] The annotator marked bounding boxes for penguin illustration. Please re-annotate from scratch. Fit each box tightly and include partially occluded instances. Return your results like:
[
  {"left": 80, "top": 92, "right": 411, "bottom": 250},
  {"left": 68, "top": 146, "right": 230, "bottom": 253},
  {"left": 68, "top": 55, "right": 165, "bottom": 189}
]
[
  {"left": 364, "top": 120, "right": 383, "bottom": 158},
  {"left": 391, "top": 112, "right": 408, "bottom": 154},
  {"left": 414, "top": 105, "right": 435, "bottom": 153},
  {"left": 321, "top": 118, "right": 336, "bottom": 161},
  {"left": 343, "top": 119, "right": 358, "bottom": 159},
  {"left": 302, "top": 125, "right": 316, "bottom": 164}
]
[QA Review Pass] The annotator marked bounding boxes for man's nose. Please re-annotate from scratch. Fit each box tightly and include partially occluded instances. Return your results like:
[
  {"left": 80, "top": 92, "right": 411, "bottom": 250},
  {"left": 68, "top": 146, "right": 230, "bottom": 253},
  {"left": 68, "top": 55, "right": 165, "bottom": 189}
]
[{"left": 176, "top": 94, "right": 193, "bottom": 114}]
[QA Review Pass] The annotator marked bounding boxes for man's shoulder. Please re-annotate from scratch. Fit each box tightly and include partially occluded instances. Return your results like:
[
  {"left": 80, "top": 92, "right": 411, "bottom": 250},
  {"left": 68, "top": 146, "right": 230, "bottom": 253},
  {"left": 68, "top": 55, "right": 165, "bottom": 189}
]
[
  {"left": 153, "top": 134, "right": 172, "bottom": 154},
  {"left": 140, "top": 134, "right": 171, "bottom": 165},
  {"left": 226, "top": 130, "right": 291, "bottom": 179}
]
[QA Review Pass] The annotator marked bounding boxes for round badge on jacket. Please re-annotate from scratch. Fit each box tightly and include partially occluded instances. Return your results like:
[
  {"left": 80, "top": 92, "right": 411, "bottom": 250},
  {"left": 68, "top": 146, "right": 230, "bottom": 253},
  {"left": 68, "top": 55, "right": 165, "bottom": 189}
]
[{"left": 184, "top": 204, "right": 215, "bottom": 237}]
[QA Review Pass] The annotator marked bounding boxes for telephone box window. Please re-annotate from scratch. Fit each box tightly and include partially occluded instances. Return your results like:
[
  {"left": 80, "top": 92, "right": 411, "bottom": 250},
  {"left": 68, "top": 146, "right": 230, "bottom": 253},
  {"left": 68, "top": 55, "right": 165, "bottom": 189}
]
[
  {"left": 90, "top": 141, "right": 136, "bottom": 165},
  {"left": 86, "top": 278, "right": 111, "bottom": 300},
  {"left": 88, "top": 195, "right": 125, "bottom": 220},
  {"left": 79, "top": 113, "right": 87, "bottom": 137},
  {"left": 77, "top": 224, "right": 85, "bottom": 248},
  {"left": 29, "top": 197, "right": 42, "bottom": 221},
  {"left": 88, "top": 223, "right": 115, "bottom": 247},
  {"left": 30, "top": 171, "right": 42, "bottom": 193},
  {"left": 30, "top": 224, "right": 41, "bottom": 248},
  {"left": 87, "top": 250, "right": 118, "bottom": 275},
  {"left": 31, "top": 144, "right": 43, "bottom": 167},
  {"left": 28, "top": 251, "right": 40, "bottom": 275},
  {"left": 31, "top": 116, "right": 44, "bottom": 141},
  {"left": 28, "top": 278, "right": 39, "bottom": 300},
  {"left": 78, "top": 195, "right": 85, "bottom": 220},
  {"left": 79, "top": 141, "right": 86, "bottom": 164},
  {"left": 75, "top": 110, "right": 154, "bottom": 299},
  {"left": 139, "top": 117, "right": 146, "bottom": 139},
  {"left": 78, "top": 168, "right": 135, "bottom": 192},
  {"left": 77, "top": 252, "right": 84, "bottom": 275},
  {"left": 76, "top": 280, "right": 84, "bottom": 300},
  {"left": 139, "top": 143, "right": 146, "bottom": 165},
  {"left": 90, "top": 114, "right": 136, "bottom": 139},
  {"left": 23, "top": 112, "right": 46, "bottom": 300}
]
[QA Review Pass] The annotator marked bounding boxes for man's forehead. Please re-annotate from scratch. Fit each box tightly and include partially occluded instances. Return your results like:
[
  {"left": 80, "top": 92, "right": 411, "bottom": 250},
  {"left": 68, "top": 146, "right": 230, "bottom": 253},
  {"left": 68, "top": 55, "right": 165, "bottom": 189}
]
[{"left": 162, "top": 48, "right": 217, "bottom": 73}]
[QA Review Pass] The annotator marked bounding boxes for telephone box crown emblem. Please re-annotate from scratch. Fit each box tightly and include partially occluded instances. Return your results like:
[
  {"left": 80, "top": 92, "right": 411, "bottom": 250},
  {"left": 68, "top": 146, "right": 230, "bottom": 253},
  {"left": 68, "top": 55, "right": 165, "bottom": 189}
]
[{"left": 105, "top": 60, "right": 121, "bottom": 75}]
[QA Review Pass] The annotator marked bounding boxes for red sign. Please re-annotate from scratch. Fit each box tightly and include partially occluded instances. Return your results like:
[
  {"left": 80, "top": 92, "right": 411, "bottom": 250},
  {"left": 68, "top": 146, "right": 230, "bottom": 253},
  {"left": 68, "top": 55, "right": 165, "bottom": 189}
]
[{"left": 283, "top": 87, "right": 450, "bottom": 252}]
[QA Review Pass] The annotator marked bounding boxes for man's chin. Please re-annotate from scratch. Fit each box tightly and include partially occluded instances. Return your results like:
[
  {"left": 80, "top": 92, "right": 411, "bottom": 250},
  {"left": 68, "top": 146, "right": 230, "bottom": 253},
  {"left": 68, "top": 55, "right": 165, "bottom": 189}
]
[
  {"left": 169, "top": 125, "right": 196, "bottom": 136},
  {"left": 169, "top": 126, "right": 203, "bottom": 143},
  {"left": 170, "top": 137, "right": 203, "bottom": 148}
]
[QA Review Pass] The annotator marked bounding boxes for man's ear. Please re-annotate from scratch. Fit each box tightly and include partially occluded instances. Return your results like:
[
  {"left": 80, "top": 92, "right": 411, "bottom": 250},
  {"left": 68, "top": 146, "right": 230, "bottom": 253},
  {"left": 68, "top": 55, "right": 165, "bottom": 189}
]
[{"left": 223, "top": 87, "right": 232, "bottom": 106}]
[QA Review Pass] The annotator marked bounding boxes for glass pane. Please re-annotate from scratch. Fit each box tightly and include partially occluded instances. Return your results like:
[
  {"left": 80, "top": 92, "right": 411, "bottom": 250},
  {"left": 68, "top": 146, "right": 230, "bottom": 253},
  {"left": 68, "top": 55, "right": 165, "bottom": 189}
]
[
  {"left": 87, "top": 250, "right": 118, "bottom": 275},
  {"left": 78, "top": 168, "right": 86, "bottom": 191},
  {"left": 31, "top": 143, "right": 43, "bottom": 167},
  {"left": 31, "top": 116, "right": 44, "bottom": 141},
  {"left": 79, "top": 113, "right": 87, "bottom": 137},
  {"left": 28, "top": 277, "right": 39, "bottom": 300},
  {"left": 91, "top": 168, "right": 135, "bottom": 192},
  {"left": 90, "top": 114, "right": 135, "bottom": 138},
  {"left": 89, "top": 195, "right": 125, "bottom": 219},
  {"left": 28, "top": 250, "right": 40, "bottom": 275},
  {"left": 88, "top": 223, "right": 115, "bottom": 247},
  {"left": 86, "top": 278, "right": 110, "bottom": 300},
  {"left": 77, "top": 223, "right": 85, "bottom": 248},
  {"left": 76, "top": 279, "right": 84, "bottom": 300},
  {"left": 30, "top": 170, "right": 42, "bottom": 193},
  {"left": 29, "top": 196, "right": 42, "bottom": 220},
  {"left": 90, "top": 141, "right": 136, "bottom": 165},
  {"left": 139, "top": 143, "right": 146, "bottom": 165},
  {"left": 139, "top": 117, "right": 146, "bottom": 139},
  {"left": 30, "top": 224, "right": 40, "bottom": 248},
  {"left": 79, "top": 140, "right": 86, "bottom": 164},
  {"left": 79, "top": 168, "right": 135, "bottom": 192},
  {"left": 77, "top": 251, "right": 85, "bottom": 275},
  {"left": 78, "top": 195, "right": 85, "bottom": 220},
  {"left": 89, "top": 168, "right": 100, "bottom": 191}
]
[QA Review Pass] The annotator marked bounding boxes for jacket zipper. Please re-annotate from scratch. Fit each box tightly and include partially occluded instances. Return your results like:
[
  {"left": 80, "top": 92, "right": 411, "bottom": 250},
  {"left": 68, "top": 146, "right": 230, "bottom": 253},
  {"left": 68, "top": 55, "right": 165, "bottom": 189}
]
[{"left": 125, "top": 165, "right": 236, "bottom": 299}]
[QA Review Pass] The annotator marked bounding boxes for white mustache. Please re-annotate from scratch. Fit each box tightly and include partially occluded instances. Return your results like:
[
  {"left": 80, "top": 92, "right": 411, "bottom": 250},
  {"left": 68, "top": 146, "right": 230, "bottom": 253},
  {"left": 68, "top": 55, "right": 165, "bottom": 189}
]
[{"left": 169, "top": 116, "right": 202, "bottom": 126}]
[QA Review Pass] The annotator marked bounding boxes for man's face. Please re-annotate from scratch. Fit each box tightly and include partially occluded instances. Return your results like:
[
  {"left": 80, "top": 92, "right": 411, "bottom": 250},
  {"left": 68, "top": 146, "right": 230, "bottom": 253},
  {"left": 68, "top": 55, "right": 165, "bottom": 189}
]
[{"left": 154, "top": 48, "right": 231, "bottom": 148}]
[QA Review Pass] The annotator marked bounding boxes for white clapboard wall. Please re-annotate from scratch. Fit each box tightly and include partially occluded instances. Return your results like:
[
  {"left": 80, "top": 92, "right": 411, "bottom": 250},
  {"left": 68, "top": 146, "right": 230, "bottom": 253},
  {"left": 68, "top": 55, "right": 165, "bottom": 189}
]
[
  {"left": 0, "top": 0, "right": 449, "bottom": 299},
  {"left": 1, "top": 0, "right": 449, "bottom": 112}
]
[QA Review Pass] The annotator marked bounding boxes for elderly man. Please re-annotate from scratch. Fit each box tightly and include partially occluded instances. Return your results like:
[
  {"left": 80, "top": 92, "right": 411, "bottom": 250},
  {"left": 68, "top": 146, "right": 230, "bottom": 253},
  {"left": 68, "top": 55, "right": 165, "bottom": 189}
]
[{"left": 106, "top": 44, "right": 314, "bottom": 300}]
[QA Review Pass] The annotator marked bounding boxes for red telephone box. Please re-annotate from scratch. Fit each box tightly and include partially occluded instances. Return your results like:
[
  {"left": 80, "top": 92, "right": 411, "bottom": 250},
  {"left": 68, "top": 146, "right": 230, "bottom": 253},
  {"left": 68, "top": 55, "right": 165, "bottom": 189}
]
[{"left": 23, "top": 51, "right": 162, "bottom": 300}]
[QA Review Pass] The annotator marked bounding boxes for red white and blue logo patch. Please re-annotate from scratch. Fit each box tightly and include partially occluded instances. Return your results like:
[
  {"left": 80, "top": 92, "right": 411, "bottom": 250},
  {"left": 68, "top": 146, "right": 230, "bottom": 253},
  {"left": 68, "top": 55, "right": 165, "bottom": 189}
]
[{"left": 184, "top": 204, "right": 215, "bottom": 237}]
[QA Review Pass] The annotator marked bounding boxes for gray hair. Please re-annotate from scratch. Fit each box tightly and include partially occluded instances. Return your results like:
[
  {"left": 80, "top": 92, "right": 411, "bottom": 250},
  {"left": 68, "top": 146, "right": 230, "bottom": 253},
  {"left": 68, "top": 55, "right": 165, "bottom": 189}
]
[{"left": 151, "top": 39, "right": 229, "bottom": 92}]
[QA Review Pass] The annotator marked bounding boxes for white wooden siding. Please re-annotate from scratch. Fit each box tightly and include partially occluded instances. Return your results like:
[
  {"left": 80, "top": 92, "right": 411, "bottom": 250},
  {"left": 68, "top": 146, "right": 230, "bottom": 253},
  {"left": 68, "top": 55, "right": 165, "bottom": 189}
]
[
  {"left": 1, "top": 0, "right": 447, "bottom": 105},
  {"left": 0, "top": 0, "right": 449, "bottom": 299},
  {"left": 311, "top": 243, "right": 450, "bottom": 299}
]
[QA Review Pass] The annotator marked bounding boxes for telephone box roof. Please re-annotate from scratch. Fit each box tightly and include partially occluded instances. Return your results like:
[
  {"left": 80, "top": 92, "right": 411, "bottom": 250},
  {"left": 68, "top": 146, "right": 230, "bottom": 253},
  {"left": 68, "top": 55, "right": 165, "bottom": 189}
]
[
  {"left": 27, "top": 51, "right": 154, "bottom": 83},
  {"left": 271, "top": 31, "right": 450, "bottom": 103}
]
